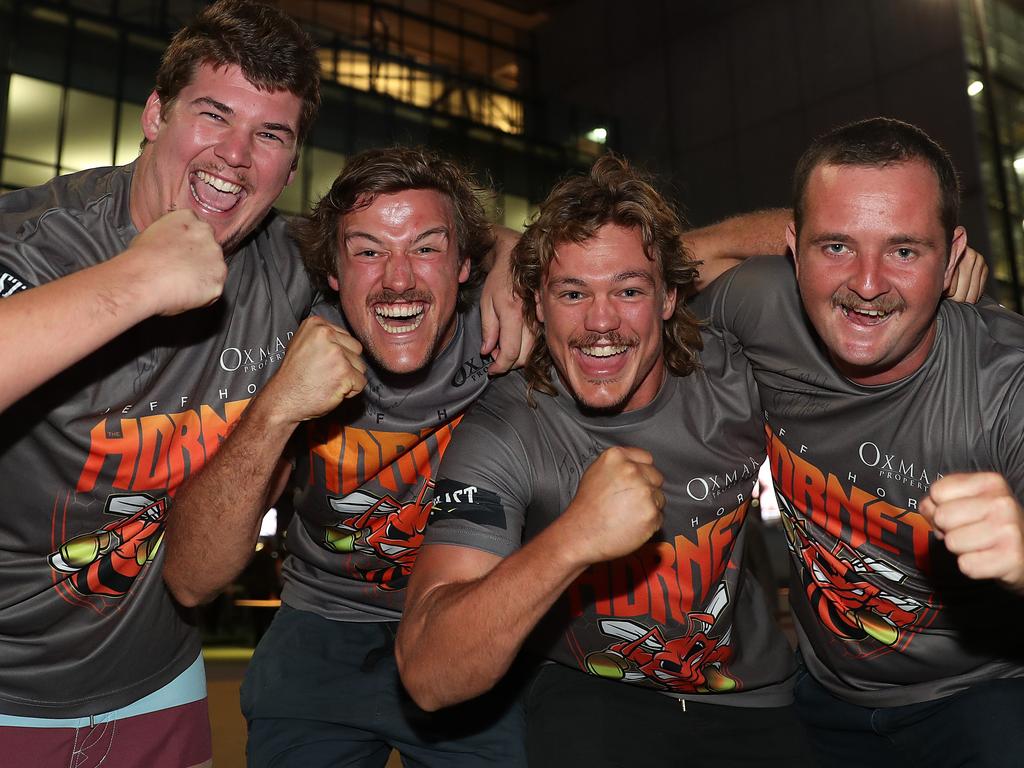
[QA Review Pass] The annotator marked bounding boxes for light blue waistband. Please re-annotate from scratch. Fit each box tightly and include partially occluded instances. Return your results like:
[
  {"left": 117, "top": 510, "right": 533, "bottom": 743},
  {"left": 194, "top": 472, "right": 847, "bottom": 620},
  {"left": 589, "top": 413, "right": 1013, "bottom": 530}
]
[{"left": 0, "top": 653, "right": 206, "bottom": 728}]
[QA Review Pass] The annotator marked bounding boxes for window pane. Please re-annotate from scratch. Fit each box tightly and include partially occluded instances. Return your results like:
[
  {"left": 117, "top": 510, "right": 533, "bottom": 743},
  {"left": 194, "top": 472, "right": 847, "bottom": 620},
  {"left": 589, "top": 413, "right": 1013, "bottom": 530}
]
[
  {"left": 1, "top": 158, "right": 55, "bottom": 189},
  {"left": 309, "top": 148, "right": 345, "bottom": 203},
  {"left": 5, "top": 75, "right": 61, "bottom": 166},
  {"left": 275, "top": 161, "right": 305, "bottom": 215},
  {"left": 502, "top": 194, "right": 530, "bottom": 231},
  {"left": 62, "top": 89, "right": 116, "bottom": 171},
  {"left": 115, "top": 103, "right": 145, "bottom": 165}
]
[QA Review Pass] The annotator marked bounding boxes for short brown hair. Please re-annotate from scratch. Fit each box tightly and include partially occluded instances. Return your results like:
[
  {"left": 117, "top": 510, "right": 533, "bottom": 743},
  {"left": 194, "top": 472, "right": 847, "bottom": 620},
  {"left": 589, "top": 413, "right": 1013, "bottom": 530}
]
[
  {"left": 291, "top": 146, "right": 494, "bottom": 308},
  {"left": 155, "top": 0, "right": 321, "bottom": 145},
  {"left": 793, "top": 117, "right": 960, "bottom": 241},
  {"left": 513, "top": 154, "right": 702, "bottom": 400}
]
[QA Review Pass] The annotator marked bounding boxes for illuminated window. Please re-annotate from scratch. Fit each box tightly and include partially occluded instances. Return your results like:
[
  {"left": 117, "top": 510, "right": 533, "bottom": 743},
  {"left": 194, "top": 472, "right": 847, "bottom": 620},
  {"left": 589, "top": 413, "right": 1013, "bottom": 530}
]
[{"left": 61, "top": 89, "right": 116, "bottom": 173}]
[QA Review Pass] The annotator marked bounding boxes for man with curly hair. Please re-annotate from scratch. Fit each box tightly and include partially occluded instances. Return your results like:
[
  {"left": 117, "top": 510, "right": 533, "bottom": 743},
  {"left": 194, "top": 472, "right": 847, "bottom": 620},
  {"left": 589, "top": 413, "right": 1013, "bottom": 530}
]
[
  {"left": 166, "top": 146, "right": 528, "bottom": 766},
  {"left": 397, "top": 155, "right": 816, "bottom": 767}
]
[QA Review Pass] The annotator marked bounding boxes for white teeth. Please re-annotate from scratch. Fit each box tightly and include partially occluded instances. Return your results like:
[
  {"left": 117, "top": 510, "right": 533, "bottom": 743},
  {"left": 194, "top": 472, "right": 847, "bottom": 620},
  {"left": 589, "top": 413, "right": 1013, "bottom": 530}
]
[
  {"left": 843, "top": 307, "right": 888, "bottom": 318},
  {"left": 195, "top": 170, "right": 242, "bottom": 194},
  {"left": 580, "top": 345, "right": 628, "bottom": 358},
  {"left": 376, "top": 304, "right": 423, "bottom": 319},
  {"left": 375, "top": 304, "right": 424, "bottom": 334}
]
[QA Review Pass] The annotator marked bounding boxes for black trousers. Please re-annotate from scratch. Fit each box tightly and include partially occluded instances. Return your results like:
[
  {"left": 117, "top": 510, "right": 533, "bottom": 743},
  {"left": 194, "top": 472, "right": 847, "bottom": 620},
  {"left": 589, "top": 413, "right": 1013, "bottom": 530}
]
[
  {"left": 794, "top": 663, "right": 1024, "bottom": 768},
  {"left": 525, "top": 663, "right": 817, "bottom": 768}
]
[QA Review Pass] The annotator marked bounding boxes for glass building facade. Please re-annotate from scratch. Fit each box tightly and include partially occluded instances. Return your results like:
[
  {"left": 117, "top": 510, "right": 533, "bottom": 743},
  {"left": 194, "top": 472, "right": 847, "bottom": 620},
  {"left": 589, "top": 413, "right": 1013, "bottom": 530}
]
[
  {"left": 0, "top": 0, "right": 602, "bottom": 233},
  {"left": 962, "top": 0, "right": 1024, "bottom": 310}
]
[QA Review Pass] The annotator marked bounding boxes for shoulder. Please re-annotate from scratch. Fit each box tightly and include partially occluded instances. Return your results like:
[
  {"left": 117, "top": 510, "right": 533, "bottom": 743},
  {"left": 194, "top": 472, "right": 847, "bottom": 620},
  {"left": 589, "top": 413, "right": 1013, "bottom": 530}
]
[
  {"left": 0, "top": 166, "right": 129, "bottom": 235},
  {"left": 238, "top": 210, "right": 314, "bottom": 317}
]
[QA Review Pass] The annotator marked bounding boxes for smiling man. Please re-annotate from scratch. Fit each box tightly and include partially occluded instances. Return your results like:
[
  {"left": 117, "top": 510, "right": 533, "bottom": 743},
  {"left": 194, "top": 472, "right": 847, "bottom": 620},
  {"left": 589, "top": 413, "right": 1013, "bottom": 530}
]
[
  {"left": 695, "top": 117, "right": 1024, "bottom": 766},
  {"left": 164, "top": 147, "right": 527, "bottom": 766},
  {"left": 396, "top": 156, "right": 815, "bottom": 767},
  {"left": 0, "top": 1, "right": 320, "bottom": 764}
]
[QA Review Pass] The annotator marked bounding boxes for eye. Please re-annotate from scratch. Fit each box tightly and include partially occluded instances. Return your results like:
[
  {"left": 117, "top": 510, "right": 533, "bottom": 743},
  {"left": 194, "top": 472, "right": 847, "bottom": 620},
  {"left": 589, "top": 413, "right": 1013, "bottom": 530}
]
[
  {"left": 825, "top": 243, "right": 848, "bottom": 255},
  {"left": 356, "top": 249, "right": 379, "bottom": 258},
  {"left": 258, "top": 131, "right": 285, "bottom": 144},
  {"left": 559, "top": 290, "right": 584, "bottom": 301},
  {"left": 894, "top": 247, "right": 915, "bottom": 260},
  {"left": 202, "top": 111, "right": 226, "bottom": 122},
  {"left": 620, "top": 287, "right": 644, "bottom": 298},
  {"left": 415, "top": 245, "right": 440, "bottom": 255}
]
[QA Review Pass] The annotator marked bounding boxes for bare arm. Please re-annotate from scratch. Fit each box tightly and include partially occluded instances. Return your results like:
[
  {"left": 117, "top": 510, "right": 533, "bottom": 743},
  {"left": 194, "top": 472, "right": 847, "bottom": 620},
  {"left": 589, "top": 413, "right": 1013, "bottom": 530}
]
[
  {"left": 683, "top": 208, "right": 790, "bottom": 291},
  {"left": 0, "top": 209, "right": 227, "bottom": 412},
  {"left": 396, "top": 446, "right": 665, "bottom": 710},
  {"left": 163, "top": 315, "right": 367, "bottom": 607},
  {"left": 480, "top": 225, "right": 533, "bottom": 374}
]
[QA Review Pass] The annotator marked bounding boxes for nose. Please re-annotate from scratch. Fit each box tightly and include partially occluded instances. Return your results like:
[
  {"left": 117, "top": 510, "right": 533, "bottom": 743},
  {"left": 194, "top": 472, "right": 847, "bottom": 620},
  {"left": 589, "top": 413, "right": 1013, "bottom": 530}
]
[
  {"left": 584, "top": 294, "right": 620, "bottom": 333},
  {"left": 214, "top": 128, "right": 253, "bottom": 168},
  {"left": 847, "top": 252, "right": 890, "bottom": 300},
  {"left": 383, "top": 251, "right": 415, "bottom": 293}
]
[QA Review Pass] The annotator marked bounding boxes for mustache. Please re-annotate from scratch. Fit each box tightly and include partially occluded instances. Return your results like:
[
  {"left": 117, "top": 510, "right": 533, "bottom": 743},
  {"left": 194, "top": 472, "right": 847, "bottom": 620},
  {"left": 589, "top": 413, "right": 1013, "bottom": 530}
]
[
  {"left": 368, "top": 289, "right": 434, "bottom": 305},
  {"left": 830, "top": 289, "right": 905, "bottom": 314},
  {"left": 569, "top": 331, "right": 638, "bottom": 349}
]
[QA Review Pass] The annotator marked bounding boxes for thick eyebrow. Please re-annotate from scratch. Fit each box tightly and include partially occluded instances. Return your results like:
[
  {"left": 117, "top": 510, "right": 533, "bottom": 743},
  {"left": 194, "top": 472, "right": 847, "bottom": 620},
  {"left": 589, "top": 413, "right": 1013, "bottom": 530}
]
[
  {"left": 345, "top": 231, "right": 383, "bottom": 245},
  {"left": 548, "top": 270, "right": 656, "bottom": 288},
  {"left": 885, "top": 233, "right": 938, "bottom": 249},
  {"left": 807, "top": 232, "right": 938, "bottom": 249},
  {"left": 413, "top": 226, "right": 450, "bottom": 244},
  {"left": 192, "top": 96, "right": 296, "bottom": 139},
  {"left": 193, "top": 96, "right": 234, "bottom": 115},
  {"left": 344, "top": 227, "right": 450, "bottom": 246}
]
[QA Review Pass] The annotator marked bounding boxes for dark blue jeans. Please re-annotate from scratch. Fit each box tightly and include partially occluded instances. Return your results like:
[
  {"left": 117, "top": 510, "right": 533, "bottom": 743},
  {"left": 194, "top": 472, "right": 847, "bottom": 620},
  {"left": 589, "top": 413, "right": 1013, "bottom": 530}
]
[
  {"left": 241, "top": 605, "right": 527, "bottom": 768},
  {"left": 795, "top": 663, "right": 1024, "bottom": 767}
]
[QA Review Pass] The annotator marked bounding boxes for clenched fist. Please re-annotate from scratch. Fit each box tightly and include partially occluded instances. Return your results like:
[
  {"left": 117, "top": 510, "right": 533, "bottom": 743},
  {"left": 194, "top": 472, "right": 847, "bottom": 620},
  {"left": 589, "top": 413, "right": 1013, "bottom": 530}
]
[
  {"left": 264, "top": 315, "right": 367, "bottom": 425},
  {"left": 558, "top": 446, "right": 666, "bottom": 567},
  {"left": 127, "top": 209, "right": 227, "bottom": 316},
  {"left": 920, "top": 472, "right": 1024, "bottom": 594}
]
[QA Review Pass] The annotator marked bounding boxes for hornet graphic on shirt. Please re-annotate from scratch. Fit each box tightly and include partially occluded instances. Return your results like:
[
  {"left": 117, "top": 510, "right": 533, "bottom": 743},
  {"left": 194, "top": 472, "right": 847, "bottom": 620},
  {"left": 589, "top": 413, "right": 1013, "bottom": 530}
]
[{"left": 322, "top": 480, "right": 434, "bottom": 590}]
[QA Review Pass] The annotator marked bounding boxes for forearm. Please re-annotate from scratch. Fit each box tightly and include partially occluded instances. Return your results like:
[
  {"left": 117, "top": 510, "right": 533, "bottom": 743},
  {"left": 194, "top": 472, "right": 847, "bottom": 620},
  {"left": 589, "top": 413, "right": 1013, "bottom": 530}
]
[
  {"left": 396, "top": 524, "right": 586, "bottom": 710},
  {"left": 684, "top": 208, "right": 790, "bottom": 290},
  {"left": 163, "top": 392, "right": 296, "bottom": 606},
  {"left": 0, "top": 253, "right": 160, "bottom": 411}
]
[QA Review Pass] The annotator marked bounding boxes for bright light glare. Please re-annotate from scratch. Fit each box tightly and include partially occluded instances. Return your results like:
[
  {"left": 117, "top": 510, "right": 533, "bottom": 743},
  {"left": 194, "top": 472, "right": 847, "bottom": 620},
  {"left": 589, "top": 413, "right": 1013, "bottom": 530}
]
[
  {"left": 967, "top": 80, "right": 984, "bottom": 96},
  {"left": 586, "top": 127, "right": 608, "bottom": 143},
  {"left": 259, "top": 508, "right": 278, "bottom": 538}
]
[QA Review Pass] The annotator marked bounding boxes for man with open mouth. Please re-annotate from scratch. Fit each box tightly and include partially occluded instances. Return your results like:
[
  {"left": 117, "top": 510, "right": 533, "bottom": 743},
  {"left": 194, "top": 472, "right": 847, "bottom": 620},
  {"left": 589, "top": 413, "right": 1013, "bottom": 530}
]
[
  {"left": 164, "top": 147, "right": 530, "bottom": 766},
  {"left": 396, "top": 155, "right": 817, "bottom": 768},
  {"left": 695, "top": 117, "right": 1024, "bottom": 767}
]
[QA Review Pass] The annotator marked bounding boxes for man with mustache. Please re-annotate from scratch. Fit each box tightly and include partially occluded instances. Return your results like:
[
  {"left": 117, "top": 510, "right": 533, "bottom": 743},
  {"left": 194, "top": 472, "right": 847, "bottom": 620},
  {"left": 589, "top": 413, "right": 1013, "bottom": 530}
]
[
  {"left": 694, "top": 117, "right": 1024, "bottom": 766},
  {"left": 396, "top": 155, "right": 817, "bottom": 767},
  {"left": 164, "top": 147, "right": 529, "bottom": 766},
  {"left": 0, "top": 1, "right": 321, "bottom": 763}
]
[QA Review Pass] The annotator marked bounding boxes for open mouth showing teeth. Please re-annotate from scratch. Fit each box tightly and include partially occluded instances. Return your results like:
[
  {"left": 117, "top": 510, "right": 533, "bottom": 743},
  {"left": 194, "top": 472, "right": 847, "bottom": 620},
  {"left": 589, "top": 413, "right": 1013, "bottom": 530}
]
[
  {"left": 841, "top": 306, "right": 892, "bottom": 320},
  {"left": 190, "top": 170, "right": 244, "bottom": 213},
  {"left": 375, "top": 303, "right": 425, "bottom": 334},
  {"left": 579, "top": 345, "right": 629, "bottom": 358}
]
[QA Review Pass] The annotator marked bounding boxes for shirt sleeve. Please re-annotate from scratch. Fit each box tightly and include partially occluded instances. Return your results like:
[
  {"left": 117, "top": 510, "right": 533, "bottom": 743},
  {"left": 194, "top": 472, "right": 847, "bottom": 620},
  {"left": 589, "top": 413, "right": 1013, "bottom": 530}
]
[{"left": 424, "top": 398, "right": 533, "bottom": 558}]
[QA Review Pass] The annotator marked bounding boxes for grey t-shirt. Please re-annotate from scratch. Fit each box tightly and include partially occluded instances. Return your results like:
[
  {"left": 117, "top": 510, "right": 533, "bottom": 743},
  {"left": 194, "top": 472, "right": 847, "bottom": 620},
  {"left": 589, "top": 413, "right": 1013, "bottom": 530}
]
[
  {"left": 0, "top": 165, "right": 313, "bottom": 717},
  {"left": 695, "top": 255, "right": 1024, "bottom": 707},
  {"left": 281, "top": 300, "right": 490, "bottom": 621},
  {"left": 426, "top": 330, "right": 796, "bottom": 706}
]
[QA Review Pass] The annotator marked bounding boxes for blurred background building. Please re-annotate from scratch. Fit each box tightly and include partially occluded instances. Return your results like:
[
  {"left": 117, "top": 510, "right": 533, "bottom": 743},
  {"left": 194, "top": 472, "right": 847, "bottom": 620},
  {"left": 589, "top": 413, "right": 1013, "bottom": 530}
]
[
  {"left": 3, "top": 0, "right": 1024, "bottom": 305},
  {"left": 3, "top": 0, "right": 1024, "bottom": 760}
]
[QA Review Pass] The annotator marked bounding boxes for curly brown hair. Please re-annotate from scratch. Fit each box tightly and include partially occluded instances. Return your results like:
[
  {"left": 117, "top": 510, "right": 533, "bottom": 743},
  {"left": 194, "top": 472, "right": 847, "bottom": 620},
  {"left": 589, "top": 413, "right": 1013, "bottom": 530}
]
[
  {"left": 290, "top": 146, "right": 494, "bottom": 309},
  {"left": 513, "top": 154, "right": 702, "bottom": 400},
  {"left": 155, "top": 0, "right": 321, "bottom": 145}
]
